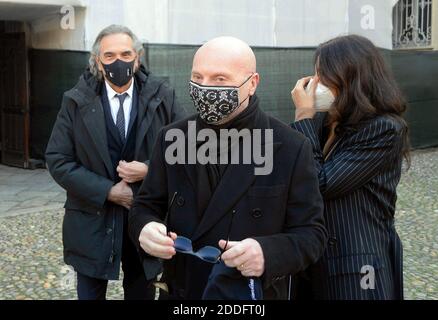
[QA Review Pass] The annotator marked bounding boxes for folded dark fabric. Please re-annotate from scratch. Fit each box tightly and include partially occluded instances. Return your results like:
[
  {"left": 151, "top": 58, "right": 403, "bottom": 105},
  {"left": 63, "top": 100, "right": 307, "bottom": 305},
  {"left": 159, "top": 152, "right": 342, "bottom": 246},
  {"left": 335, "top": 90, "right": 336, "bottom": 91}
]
[{"left": 202, "top": 261, "right": 263, "bottom": 300}]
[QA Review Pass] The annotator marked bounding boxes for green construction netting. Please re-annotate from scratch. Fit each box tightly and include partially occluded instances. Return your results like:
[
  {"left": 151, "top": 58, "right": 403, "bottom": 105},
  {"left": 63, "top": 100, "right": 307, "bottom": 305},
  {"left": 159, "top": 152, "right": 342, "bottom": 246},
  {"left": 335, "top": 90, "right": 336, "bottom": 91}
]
[{"left": 28, "top": 45, "right": 438, "bottom": 160}]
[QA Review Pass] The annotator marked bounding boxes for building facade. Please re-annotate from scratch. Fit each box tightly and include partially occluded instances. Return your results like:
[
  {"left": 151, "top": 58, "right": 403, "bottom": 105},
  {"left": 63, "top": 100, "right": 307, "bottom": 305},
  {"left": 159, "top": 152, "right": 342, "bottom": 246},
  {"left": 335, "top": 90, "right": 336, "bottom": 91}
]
[{"left": 0, "top": 0, "right": 437, "bottom": 167}]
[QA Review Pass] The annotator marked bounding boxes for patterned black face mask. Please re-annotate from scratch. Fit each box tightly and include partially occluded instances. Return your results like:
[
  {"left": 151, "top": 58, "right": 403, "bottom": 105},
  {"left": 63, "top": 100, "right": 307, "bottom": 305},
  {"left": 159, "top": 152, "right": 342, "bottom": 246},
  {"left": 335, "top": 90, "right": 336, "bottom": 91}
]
[{"left": 189, "top": 74, "right": 253, "bottom": 124}]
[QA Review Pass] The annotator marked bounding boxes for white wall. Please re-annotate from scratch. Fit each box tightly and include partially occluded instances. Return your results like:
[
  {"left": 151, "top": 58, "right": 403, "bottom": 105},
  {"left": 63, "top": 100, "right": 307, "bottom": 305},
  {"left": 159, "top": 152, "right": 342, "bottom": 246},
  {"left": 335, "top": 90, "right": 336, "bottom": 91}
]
[
  {"left": 29, "top": 6, "right": 86, "bottom": 50},
  {"left": 0, "top": 0, "right": 87, "bottom": 50},
  {"left": 122, "top": 0, "right": 394, "bottom": 49},
  {"left": 123, "top": 0, "right": 349, "bottom": 47},
  {"left": 348, "top": 0, "right": 399, "bottom": 49},
  {"left": 1, "top": 0, "right": 398, "bottom": 50},
  {"left": 83, "top": 0, "right": 123, "bottom": 49},
  {"left": 274, "top": 0, "right": 349, "bottom": 47}
]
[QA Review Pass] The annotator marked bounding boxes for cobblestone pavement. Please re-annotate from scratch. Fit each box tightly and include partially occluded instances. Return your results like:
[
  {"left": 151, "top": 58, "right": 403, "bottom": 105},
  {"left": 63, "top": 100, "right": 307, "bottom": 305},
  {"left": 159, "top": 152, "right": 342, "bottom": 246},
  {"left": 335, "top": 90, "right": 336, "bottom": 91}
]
[
  {"left": 0, "top": 149, "right": 437, "bottom": 300},
  {"left": 0, "top": 165, "right": 65, "bottom": 218}
]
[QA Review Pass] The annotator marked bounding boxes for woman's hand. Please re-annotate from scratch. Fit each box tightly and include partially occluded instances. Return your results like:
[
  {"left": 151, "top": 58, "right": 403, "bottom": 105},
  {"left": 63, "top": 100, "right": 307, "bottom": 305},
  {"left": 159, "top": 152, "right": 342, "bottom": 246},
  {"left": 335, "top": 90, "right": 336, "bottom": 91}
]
[{"left": 291, "top": 75, "right": 319, "bottom": 121}]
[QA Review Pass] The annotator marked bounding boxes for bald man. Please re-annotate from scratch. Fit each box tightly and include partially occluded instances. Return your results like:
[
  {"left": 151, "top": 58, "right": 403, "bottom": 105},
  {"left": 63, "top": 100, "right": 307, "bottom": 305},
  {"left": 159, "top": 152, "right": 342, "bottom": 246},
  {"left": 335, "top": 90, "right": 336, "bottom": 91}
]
[{"left": 128, "top": 37, "right": 327, "bottom": 299}]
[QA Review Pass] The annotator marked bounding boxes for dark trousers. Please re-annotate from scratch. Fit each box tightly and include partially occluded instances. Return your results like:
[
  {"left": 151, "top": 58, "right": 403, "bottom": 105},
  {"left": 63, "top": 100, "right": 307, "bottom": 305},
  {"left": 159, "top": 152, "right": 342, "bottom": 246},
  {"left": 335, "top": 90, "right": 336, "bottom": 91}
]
[{"left": 77, "top": 216, "right": 155, "bottom": 300}]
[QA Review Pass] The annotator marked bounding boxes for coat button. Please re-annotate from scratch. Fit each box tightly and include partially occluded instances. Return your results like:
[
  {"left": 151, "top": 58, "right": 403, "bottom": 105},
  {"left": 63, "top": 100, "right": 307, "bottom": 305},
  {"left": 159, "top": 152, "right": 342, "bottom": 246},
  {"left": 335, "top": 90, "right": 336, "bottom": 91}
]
[
  {"left": 176, "top": 196, "right": 185, "bottom": 207},
  {"left": 106, "top": 228, "right": 113, "bottom": 235},
  {"left": 96, "top": 210, "right": 101, "bottom": 215},
  {"left": 328, "top": 236, "right": 337, "bottom": 246},
  {"left": 251, "top": 208, "right": 262, "bottom": 218},
  {"left": 92, "top": 108, "right": 96, "bottom": 112}
]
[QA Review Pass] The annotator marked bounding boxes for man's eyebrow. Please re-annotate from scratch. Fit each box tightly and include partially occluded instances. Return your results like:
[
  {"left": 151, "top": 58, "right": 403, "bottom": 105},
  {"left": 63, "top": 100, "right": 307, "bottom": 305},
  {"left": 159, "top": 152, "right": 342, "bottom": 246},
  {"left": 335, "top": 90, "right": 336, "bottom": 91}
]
[
  {"left": 190, "top": 71, "right": 233, "bottom": 79},
  {"left": 210, "top": 72, "right": 232, "bottom": 79},
  {"left": 102, "top": 50, "right": 133, "bottom": 55}
]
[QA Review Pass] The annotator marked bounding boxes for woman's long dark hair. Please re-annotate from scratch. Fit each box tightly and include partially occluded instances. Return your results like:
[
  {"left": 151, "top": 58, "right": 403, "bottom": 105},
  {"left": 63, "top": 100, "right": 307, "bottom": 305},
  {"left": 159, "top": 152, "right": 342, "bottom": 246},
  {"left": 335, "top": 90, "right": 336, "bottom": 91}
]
[{"left": 315, "top": 34, "right": 410, "bottom": 166}]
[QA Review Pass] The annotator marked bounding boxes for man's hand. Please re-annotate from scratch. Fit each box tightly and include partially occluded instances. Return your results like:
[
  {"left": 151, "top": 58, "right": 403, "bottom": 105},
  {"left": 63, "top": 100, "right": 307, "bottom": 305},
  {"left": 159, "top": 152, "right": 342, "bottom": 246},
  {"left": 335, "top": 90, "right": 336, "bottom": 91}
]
[
  {"left": 107, "top": 180, "right": 133, "bottom": 209},
  {"left": 117, "top": 160, "right": 148, "bottom": 183},
  {"left": 139, "top": 222, "right": 177, "bottom": 259},
  {"left": 219, "top": 238, "right": 265, "bottom": 277},
  {"left": 291, "top": 75, "right": 318, "bottom": 121}
]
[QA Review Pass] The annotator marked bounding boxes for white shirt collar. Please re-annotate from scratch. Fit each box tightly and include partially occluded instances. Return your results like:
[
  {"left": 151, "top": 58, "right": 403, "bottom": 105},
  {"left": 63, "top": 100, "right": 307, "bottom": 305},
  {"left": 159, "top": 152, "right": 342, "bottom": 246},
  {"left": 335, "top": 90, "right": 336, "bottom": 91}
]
[{"left": 104, "top": 78, "right": 135, "bottom": 99}]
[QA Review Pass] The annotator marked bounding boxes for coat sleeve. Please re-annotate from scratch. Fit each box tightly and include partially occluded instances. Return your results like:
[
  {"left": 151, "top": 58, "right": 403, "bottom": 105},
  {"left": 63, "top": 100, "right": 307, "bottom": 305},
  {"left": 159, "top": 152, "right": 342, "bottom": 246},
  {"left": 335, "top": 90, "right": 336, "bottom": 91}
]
[
  {"left": 140, "top": 83, "right": 186, "bottom": 168},
  {"left": 254, "top": 139, "right": 327, "bottom": 289},
  {"left": 291, "top": 117, "right": 401, "bottom": 200},
  {"left": 156, "top": 81, "right": 188, "bottom": 124},
  {"left": 45, "top": 95, "right": 114, "bottom": 209},
  {"left": 129, "top": 128, "right": 168, "bottom": 250},
  {"left": 128, "top": 128, "right": 168, "bottom": 280},
  {"left": 165, "top": 83, "right": 187, "bottom": 122}
]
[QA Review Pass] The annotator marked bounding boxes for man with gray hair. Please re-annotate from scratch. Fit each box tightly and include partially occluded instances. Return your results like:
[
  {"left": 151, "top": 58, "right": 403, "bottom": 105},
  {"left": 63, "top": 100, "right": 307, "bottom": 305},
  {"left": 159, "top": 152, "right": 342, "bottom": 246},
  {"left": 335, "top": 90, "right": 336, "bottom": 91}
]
[{"left": 45, "top": 25, "right": 186, "bottom": 299}]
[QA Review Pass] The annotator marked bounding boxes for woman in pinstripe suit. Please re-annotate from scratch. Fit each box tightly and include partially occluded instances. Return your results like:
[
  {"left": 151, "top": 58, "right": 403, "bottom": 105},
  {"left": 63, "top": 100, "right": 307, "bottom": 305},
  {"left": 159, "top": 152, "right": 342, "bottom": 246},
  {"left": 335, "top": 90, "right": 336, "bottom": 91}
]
[{"left": 290, "top": 35, "right": 410, "bottom": 300}]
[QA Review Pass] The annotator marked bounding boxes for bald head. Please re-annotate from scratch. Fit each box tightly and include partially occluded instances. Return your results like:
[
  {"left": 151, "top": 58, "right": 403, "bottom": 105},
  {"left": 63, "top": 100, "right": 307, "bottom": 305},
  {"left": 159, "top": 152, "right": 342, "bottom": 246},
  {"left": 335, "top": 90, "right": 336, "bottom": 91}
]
[
  {"left": 195, "top": 36, "right": 256, "bottom": 74},
  {"left": 190, "top": 36, "right": 260, "bottom": 124}
]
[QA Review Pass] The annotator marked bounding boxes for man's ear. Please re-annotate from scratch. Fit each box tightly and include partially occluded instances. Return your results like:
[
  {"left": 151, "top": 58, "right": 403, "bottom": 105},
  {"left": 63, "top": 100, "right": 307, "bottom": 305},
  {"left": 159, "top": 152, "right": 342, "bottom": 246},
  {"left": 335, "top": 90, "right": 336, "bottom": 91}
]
[
  {"left": 96, "top": 56, "right": 104, "bottom": 73},
  {"left": 134, "top": 52, "right": 142, "bottom": 72},
  {"left": 134, "top": 57, "right": 140, "bottom": 72},
  {"left": 249, "top": 73, "right": 260, "bottom": 95}
]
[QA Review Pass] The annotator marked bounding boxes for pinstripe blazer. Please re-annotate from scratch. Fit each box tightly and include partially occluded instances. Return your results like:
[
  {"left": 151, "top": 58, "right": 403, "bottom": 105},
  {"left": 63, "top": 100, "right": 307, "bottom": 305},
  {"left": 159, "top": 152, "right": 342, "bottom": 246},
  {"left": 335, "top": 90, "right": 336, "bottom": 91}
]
[{"left": 291, "top": 113, "right": 404, "bottom": 300}]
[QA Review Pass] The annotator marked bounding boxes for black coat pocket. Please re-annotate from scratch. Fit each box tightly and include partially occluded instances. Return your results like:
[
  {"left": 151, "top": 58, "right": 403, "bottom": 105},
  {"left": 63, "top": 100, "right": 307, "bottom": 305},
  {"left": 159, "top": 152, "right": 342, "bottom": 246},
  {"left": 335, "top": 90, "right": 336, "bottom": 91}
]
[
  {"left": 62, "top": 209, "right": 106, "bottom": 261},
  {"left": 327, "top": 254, "right": 383, "bottom": 277}
]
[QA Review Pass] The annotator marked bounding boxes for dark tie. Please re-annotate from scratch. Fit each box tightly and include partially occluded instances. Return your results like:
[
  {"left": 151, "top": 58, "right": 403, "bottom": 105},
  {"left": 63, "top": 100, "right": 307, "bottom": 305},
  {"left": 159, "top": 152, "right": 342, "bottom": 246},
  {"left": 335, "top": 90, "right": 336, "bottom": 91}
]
[{"left": 115, "top": 93, "right": 128, "bottom": 142}]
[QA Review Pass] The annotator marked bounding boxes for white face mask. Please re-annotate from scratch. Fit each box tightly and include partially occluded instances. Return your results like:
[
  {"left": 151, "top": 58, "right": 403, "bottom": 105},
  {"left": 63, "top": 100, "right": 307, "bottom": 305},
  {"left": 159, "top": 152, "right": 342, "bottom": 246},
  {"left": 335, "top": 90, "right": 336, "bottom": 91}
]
[{"left": 306, "top": 78, "right": 335, "bottom": 112}]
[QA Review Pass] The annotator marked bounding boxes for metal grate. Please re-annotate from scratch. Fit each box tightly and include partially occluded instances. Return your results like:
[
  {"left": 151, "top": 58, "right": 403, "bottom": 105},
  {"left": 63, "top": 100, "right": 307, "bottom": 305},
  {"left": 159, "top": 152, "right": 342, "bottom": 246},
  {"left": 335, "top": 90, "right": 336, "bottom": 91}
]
[{"left": 393, "top": 0, "right": 433, "bottom": 49}]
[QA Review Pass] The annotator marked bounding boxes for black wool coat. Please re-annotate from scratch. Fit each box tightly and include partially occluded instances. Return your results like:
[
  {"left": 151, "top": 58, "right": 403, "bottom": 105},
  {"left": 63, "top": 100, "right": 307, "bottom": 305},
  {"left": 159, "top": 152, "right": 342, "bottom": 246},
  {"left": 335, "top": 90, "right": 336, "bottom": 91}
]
[
  {"left": 45, "top": 66, "right": 186, "bottom": 280},
  {"left": 129, "top": 106, "right": 328, "bottom": 299}
]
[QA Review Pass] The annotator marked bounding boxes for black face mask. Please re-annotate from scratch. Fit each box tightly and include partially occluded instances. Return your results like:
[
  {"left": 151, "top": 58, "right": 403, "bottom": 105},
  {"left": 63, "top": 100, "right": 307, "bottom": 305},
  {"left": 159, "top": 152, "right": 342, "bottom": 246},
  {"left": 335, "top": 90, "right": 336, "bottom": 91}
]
[{"left": 101, "top": 59, "right": 135, "bottom": 87}]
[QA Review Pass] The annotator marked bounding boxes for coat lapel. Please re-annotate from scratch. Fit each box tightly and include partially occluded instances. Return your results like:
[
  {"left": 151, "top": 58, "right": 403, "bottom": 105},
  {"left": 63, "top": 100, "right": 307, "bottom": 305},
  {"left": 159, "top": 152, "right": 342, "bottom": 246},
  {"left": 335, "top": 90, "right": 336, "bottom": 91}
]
[
  {"left": 135, "top": 94, "right": 161, "bottom": 153},
  {"left": 134, "top": 73, "right": 164, "bottom": 156},
  {"left": 127, "top": 85, "right": 138, "bottom": 137},
  {"left": 79, "top": 97, "right": 115, "bottom": 180},
  {"left": 182, "top": 118, "right": 199, "bottom": 190},
  {"left": 191, "top": 161, "right": 256, "bottom": 242},
  {"left": 191, "top": 114, "right": 281, "bottom": 242},
  {"left": 183, "top": 163, "right": 197, "bottom": 191}
]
